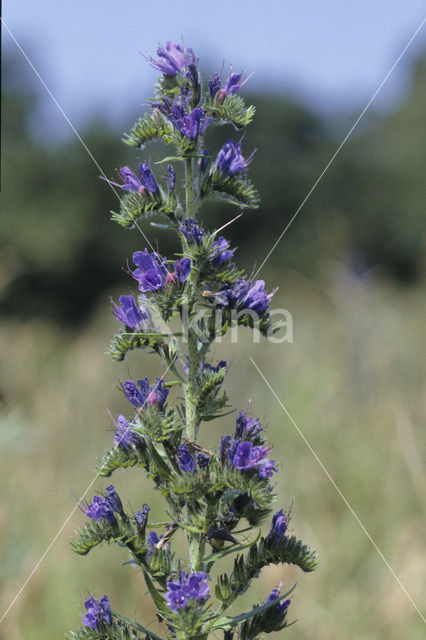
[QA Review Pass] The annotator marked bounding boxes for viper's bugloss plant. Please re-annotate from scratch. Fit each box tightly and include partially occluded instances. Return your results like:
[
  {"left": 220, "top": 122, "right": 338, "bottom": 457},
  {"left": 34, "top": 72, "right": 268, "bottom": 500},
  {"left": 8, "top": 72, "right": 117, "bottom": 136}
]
[{"left": 68, "top": 39, "right": 318, "bottom": 640}]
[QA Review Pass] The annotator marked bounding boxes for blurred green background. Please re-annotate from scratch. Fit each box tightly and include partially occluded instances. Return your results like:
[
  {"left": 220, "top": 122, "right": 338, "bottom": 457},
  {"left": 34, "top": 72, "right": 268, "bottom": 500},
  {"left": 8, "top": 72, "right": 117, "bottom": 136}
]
[{"left": 1, "top": 37, "right": 425, "bottom": 640}]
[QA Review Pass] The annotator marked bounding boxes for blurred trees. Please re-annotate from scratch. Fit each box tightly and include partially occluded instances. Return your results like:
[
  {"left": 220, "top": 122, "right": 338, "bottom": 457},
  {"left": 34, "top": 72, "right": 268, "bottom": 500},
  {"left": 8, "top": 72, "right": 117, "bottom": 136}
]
[{"left": 1, "top": 52, "right": 425, "bottom": 324}]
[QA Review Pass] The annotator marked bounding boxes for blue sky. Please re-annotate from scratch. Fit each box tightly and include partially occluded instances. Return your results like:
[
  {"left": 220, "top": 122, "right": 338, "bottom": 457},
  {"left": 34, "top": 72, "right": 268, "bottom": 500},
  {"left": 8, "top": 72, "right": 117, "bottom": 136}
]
[{"left": 4, "top": 1, "right": 426, "bottom": 137}]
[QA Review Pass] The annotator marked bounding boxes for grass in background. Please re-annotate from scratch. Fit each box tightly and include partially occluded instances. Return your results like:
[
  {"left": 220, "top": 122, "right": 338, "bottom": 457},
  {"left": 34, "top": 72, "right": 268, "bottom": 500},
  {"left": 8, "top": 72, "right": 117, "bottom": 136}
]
[{"left": 0, "top": 265, "right": 425, "bottom": 639}]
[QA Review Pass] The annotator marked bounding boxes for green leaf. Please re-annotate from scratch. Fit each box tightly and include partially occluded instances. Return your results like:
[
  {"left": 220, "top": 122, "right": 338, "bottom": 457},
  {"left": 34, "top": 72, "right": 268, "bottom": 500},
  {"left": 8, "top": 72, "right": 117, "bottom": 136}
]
[
  {"left": 143, "top": 571, "right": 169, "bottom": 614},
  {"left": 112, "top": 610, "right": 166, "bottom": 640},
  {"left": 203, "top": 531, "right": 261, "bottom": 563},
  {"left": 209, "top": 585, "right": 296, "bottom": 631}
]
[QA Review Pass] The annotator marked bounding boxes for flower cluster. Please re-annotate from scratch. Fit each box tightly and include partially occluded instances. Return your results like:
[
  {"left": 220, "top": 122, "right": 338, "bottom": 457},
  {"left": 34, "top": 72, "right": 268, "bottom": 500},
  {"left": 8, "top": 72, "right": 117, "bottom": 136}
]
[
  {"left": 266, "top": 588, "right": 291, "bottom": 615},
  {"left": 208, "top": 68, "right": 251, "bottom": 101},
  {"left": 219, "top": 412, "right": 278, "bottom": 479},
  {"left": 216, "top": 277, "right": 275, "bottom": 314},
  {"left": 82, "top": 595, "right": 112, "bottom": 630},
  {"left": 106, "top": 163, "right": 159, "bottom": 194},
  {"left": 165, "top": 571, "right": 210, "bottom": 610},
  {"left": 85, "top": 495, "right": 115, "bottom": 524},
  {"left": 214, "top": 140, "right": 252, "bottom": 176},
  {"left": 111, "top": 294, "right": 150, "bottom": 330},
  {"left": 70, "top": 38, "right": 317, "bottom": 640},
  {"left": 169, "top": 105, "right": 211, "bottom": 140},
  {"left": 85, "top": 485, "right": 124, "bottom": 523},
  {"left": 267, "top": 508, "right": 289, "bottom": 542},
  {"left": 147, "top": 41, "right": 198, "bottom": 78},
  {"left": 122, "top": 376, "right": 169, "bottom": 409},
  {"left": 131, "top": 249, "right": 190, "bottom": 292},
  {"left": 113, "top": 414, "right": 144, "bottom": 450}
]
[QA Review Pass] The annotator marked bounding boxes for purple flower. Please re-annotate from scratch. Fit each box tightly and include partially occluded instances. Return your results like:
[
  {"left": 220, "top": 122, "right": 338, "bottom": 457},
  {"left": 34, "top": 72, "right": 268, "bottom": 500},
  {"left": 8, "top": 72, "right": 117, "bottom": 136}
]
[
  {"left": 187, "top": 572, "right": 210, "bottom": 601},
  {"left": 208, "top": 72, "right": 222, "bottom": 98},
  {"left": 165, "top": 586, "right": 189, "bottom": 611},
  {"left": 235, "top": 412, "right": 263, "bottom": 440},
  {"left": 137, "top": 163, "right": 159, "bottom": 194},
  {"left": 242, "top": 280, "right": 273, "bottom": 313},
  {"left": 146, "top": 378, "right": 170, "bottom": 408},
  {"left": 131, "top": 249, "right": 168, "bottom": 292},
  {"left": 198, "top": 149, "right": 210, "bottom": 173},
  {"left": 168, "top": 105, "right": 211, "bottom": 140},
  {"left": 266, "top": 588, "right": 291, "bottom": 616},
  {"left": 134, "top": 503, "right": 150, "bottom": 536},
  {"left": 210, "top": 236, "right": 235, "bottom": 265},
  {"left": 267, "top": 509, "right": 288, "bottom": 542},
  {"left": 104, "top": 485, "right": 125, "bottom": 518},
  {"left": 165, "top": 571, "right": 210, "bottom": 611},
  {"left": 209, "top": 68, "right": 253, "bottom": 101},
  {"left": 113, "top": 414, "right": 144, "bottom": 450},
  {"left": 85, "top": 496, "right": 115, "bottom": 525},
  {"left": 123, "top": 377, "right": 169, "bottom": 409},
  {"left": 123, "top": 378, "right": 150, "bottom": 407},
  {"left": 82, "top": 595, "right": 112, "bottom": 630},
  {"left": 147, "top": 530, "right": 161, "bottom": 554},
  {"left": 182, "top": 357, "right": 226, "bottom": 376},
  {"left": 197, "top": 452, "right": 211, "bottom": 468},
  {"left": 232, "top": 441, "right": 268, "bottom": 471},
  {"left": 221, "top": 71, "right": 244, "bottom": 96},
  {"left": 217, "top": 278, "right": 275, "bottom": 314},
  {"left": 220, "top": 435, "right": 234, "bottom": 464},
  {"left": 104, "top": 166, "right": 146, "bottom": 193},
  {"left": 147, "top": 41, "right": 197, "bottom": 77},
  {"left": 177, "top": 443, "right": 195, "bottom": 472},
  {"left": 257, "top": 458, "right": 278, "bottom": 478},
  {"left": 174, "top": 258, "right": 191, "bottom": 283},
  {"left": 214, "top": 140, "right": 252, "bottom": 176},
  {"left": 166, "top": 165, "right": 176, "bottom": 191},
  {"left": 180, "top": 218, "right": 204, "bottom": 243},
  {"left": 104, "top": 164, "right": 159, "bottom": 194},
  {"left": 111, "top": 295, "right": 150, "bottom": 329}
]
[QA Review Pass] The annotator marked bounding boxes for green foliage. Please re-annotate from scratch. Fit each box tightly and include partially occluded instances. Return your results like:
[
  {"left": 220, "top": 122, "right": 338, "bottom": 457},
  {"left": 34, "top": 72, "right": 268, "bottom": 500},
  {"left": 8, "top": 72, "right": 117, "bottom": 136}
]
[
  {"left": 123, "top": 111, "right": 171, "bottom": 148},
  {"left": 202, "top": 171, "right": 259, "bottom": 209},
  {"left": 97, "top": 443, "right": 149, "bottom": 477},
  {"left": 209, "top": 95, "right": 256, "bottom": 129},
  {"left": 66, "top": 617, "right": 146, "bottom": 640},
  {"left": 195, "top": 366, "right": 229, "bottom": 421},
  {"left": 63, "top": 42, "right": 321, "bottom": 640},
  {"left": 210, "top": 587, "right": 295, "bottom": 637},
  {"left": 111, "top": 189, "right": 177, "bottom": 229},
  {"left": 215, "top": 534, "right": 317, "bottom": 606},
  {"left": 107, "top": 330, "right": 171, "bottom": 362},
  {"left": 71, "top": 516, "right": 146, "bottom": 558}
]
